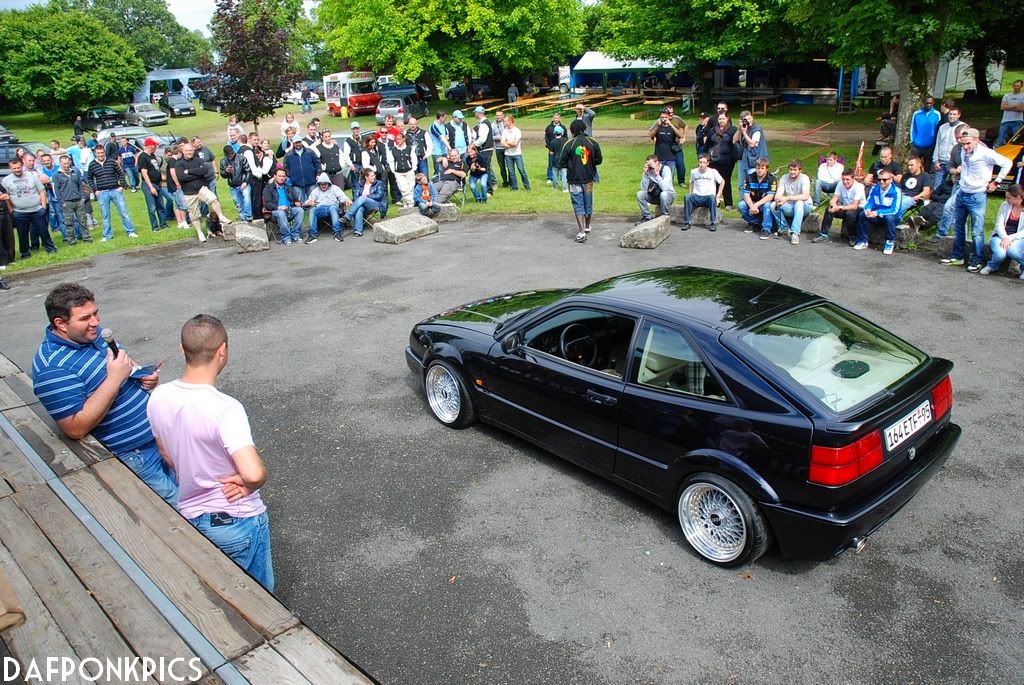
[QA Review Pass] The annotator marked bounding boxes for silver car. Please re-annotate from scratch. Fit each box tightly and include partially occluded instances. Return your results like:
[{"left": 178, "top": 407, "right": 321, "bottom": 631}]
[
  {"left": 96, "top": 126, "right": 176, "bottom": 159},
  {"left": 125, "top": 102, "right": 169, "bottom": 127},
  {"left": 374, "top": 94, "right": 429, "bottom": 124}
]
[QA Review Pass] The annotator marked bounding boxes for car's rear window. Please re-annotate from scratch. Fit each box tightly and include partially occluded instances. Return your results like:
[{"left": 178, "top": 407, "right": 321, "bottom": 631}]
[
  {"left": 380, "top": 99, "right": 400, "bottom": 108},
  {"left": 739, "top": 304, "right": 927, "bottom": 413}
]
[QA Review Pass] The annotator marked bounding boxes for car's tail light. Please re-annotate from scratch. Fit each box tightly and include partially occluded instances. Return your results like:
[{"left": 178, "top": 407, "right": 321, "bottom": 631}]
[
  {"left": 931, "top": 376, "right": 953, "bottom": 419},
  {"left": 398, "top": 106, "right": 405, "bottom": 113},
  {"left": 809, "top": 430, "right": 884, "bottom": 486}
]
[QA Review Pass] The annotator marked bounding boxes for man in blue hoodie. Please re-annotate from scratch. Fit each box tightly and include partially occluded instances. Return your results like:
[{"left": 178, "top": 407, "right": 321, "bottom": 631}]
[{"left": 284, "top": 139, "right": 320, "bottom": 228}]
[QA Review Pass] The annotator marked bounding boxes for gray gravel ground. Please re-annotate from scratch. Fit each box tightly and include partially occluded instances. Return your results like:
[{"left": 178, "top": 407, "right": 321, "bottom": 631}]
[{"left": 2, "top": 212, "right": 1022, "bottom": 685}]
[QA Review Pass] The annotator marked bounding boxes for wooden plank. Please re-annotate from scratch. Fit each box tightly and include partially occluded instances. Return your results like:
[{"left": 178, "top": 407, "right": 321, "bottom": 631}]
[
  {"left": 0, "top": 479, "right": 12, "bottom": 499},
  {"left": 0, "top": 564, "right": 26, "bottom": 633},
  {"left": 234, "top": 643, "right": 313, "bottom": 685},
  {"left": 0, "top": 497, "right": 134, "bottom": 665},
  {"left": 271, "top": 626, "right": 373, "bottom": 685},
  {"left": 92, "top": 459, "right": 297, "bottom": 639},
  {"left": 62, "top": 467, "right": 263, "bottom": 660},
  {"left": 15, "top": 485, "right": 204, "bottom": 672},
  {"left": 2, "top": 405, "right": 86, "bottom": 476},
  {"left": 0, "top": 355, "right": 18, "bottom": 379},
  {"left": 0, "top": 373, "right": 37, "bottom": 411},
  {"left": 0, "top": 429, "right": 46, "bottom": 492},
  {"left": 0, "top": 542, "right": 90, "bottom": 685},
  {"left": 24, "top": 403, "right": 113, "bottom": 466}
]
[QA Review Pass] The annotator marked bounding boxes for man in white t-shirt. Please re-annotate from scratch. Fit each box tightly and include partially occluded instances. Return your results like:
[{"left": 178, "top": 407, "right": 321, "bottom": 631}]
[
  {"left": 501, "top": 114, "right": 531, "bottom": 190},
  {"left": 683, "top": 154, "right": 724, "bottom": 231},
  {"left": 813, "top": 170, "right": 865, "bottom": 244},
  {"left": 147, "top": 314, "right": 274, "bottom": 591},
  {"left": 995, "top": 80, "right": 1024, "bottom": 146},
  {"left": 772, "top": 159, "right": 813, "bottom": 245},
  {"left": 813, "top": 151, "right": 845, "bottom": 205}
]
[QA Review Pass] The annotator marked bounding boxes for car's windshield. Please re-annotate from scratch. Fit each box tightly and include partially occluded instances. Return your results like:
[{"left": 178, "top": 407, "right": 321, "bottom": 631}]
[
  {"left": 739, "top": 304, "right": 927, "bottom": 413},
  {"left": 135, "top": 104, "right": 155, "bottom": 112},
  {"left": 167, "top": 96, "right": 187, "bottom": 105}
]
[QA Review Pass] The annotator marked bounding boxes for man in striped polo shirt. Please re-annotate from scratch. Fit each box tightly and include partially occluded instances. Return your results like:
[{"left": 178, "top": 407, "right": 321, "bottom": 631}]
[{"left": 32, "top": 283, "right": 178, "bottom": 504}]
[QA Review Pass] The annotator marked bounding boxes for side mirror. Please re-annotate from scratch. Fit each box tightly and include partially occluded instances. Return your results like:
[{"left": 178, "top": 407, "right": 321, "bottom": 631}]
[{"left": 501, "top": 332, "right": 522, "bottom": 354}]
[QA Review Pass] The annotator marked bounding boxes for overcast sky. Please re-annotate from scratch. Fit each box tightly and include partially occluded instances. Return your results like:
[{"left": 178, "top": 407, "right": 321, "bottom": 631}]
[{"left": 0, "top": 0, "right": 317, "bottom": 34}]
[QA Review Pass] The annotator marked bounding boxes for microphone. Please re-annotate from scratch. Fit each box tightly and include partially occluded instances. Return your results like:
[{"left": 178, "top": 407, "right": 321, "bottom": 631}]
[{"left": 100, "top": 328, "right": 119, "bottom": 358}]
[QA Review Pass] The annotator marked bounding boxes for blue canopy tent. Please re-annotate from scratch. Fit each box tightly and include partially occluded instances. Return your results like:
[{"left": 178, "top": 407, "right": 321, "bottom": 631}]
[{"left": 132, "top": 68, "right": 206, "bottom": 104}]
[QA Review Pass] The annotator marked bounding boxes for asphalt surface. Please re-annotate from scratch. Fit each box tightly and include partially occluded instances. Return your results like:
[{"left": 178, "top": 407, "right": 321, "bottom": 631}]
[{"left": 2, "top": 212, "right": 1022, "bottom": 685}]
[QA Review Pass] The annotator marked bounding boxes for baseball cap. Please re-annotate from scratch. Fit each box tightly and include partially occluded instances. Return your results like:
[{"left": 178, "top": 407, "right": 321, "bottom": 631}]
[
  {"left": 350, "top": 121, "right": 361, "bottom": 129},
  {"left": 452, "top": 110, "right": 464, "bottom": 119},
  {"left": 473, "top": 106, "right": 485, "bottom": 114},
  {"left": 71, "top": 135, "right": 83, "bottom": 142},
  {"left": 553, "top": 126, "right": 564, "bottom": 135}
]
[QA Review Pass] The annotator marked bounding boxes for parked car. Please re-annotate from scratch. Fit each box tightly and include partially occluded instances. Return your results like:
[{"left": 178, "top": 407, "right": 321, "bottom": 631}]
[
  {"left": 125, "top": 102, "right": 169, "bottom": 127},
  {"left": 375, "top": 95, "right": 429, "bottom": 124},
  {"left": 198, "top": 88, "right": 227, "bottom": 113},
  {"left": 96, "top": 126, "right": 175, "bottom": 159},
  {"left": 283, "top": 88, "right": 320, "bottom": 106},
  {"left": 379, "top": 82, "right": 434, "bottom": 103},
  {"left": 406, "top": 266, "right": 961, "bottom": 567},
  {"left": 993, "top": 124, "right": 1024, "bottom": 192},
  {"left": 158, "top": 93, "right": 196, "bottom": 118},
  {"left": 444, "top": 81, "right": 491, "bottom": 102},
  {"left": 0, "top": 124, "right": 18, "bottom": 144},
  {"left": 0, "top": 141, "right": 49, "bottom": 178},
  {"left": 80, "top": 107, "right": 126, "bottom": 131}
]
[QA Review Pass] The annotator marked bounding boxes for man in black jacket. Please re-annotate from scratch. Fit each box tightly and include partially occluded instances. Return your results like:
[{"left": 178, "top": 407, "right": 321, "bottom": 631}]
[
  {"left": 219, "top": 146, "right": 251, "bottom": 221},
  {"left": 175, "top": 143, "right": 232, "bottom": 242},
  {"left": 558, "top": 119, "right": 603, "bottom": 243},
  {"left": 86, "top": 147, "right": 137, "bottom": 241},
  {"left": 262, "top": 168, "right": 304, "bottom": 245}
]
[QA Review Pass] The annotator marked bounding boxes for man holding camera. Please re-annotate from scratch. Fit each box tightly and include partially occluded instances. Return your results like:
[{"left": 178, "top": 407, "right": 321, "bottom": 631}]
[
  {"left": 649, "top": 108, "right": 687, "bottom": 186},
  {"left": 636, "top": 155, "right": 675, "bottom": 224},
  {"left": 734, "top": 110, "right": 769, "bottom": 196}
]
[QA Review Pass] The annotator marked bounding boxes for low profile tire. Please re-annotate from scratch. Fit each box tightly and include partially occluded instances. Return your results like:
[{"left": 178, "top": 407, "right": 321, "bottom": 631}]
[
  {"left": 677, "top": 472, "right": 770, "bottom": 567},
  {"left": 424, "top": 360, "right": 476, "bottom": 428}
]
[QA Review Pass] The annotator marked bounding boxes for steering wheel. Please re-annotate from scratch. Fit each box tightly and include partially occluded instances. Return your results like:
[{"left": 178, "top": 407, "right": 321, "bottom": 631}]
[{"left": 559, "top": 323, "right": 598, "bottom": 367}]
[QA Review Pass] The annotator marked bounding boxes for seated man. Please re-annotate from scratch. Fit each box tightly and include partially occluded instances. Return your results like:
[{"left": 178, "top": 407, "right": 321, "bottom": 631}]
[
  {"left": 897, "top": 155, "right": 932, "bottom": 215},
  {"left": 738, "top": 157, "right": 776, "bottom": 238},
  {"left": 771, "top": 159, "right": 812, "bottom": 245},
  {"left": 304, "top": 172, "right": 351, "bottom": 242},
  {"left": 854, "top": 170, "right": 903, "bottom": 254},
  {"left": 435, "top": 148, "right": 466, "bottom": 204},
  {"left": 636, "top": 155, "right": 675, "bottom": 224},
  {"left": 344, "top": 168, "right": 386, "bottom": 237},
  {"left": 261, "top": 168, "right": 304, "bottom": 245},
  {"left": 864, "top": 146, "right": 903, "bottom": 187},
  {"left": 813, "top": 170, "right": 864, "bottom": 244},
  {"left": 682, "top": 154, "right": 723, "bottom": 231},
  {"left": 813, "top": 151, "right": 844, "bottom": 205}
]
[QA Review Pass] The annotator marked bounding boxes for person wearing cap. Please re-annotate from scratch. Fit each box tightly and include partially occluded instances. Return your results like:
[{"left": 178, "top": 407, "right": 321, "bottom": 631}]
[
  {"left": 546, "top": 125, "right": 568, "bottom": 191},
  {"left": 544, "top": 113, "right": 566, "bottom": 188},
  {"left": 283, "top": 137, "right": 320, "bottom": 228},
  {"left": 219, "top": 145, "right": 251, "bottom": 222},
  {"left": 650, "top": 108, "right": 687, "bottom": 185},
  {"left": 446, "top": 110, "right": 471, "bottom": 160},
  {"left": 429, "top": 112, "right": 451, "bottom": 176},
  {"left": 343, "top": 122, "right": 364, "bottom": 189},
  {"left": 558, "top": 119, "right": 603, "bottom": 243},
  {"left": 471, "top": 106, "right": 496, "bottom": 193},
  {"left": 302, "top": 172, "right": 351, "bottom": 243},
  {"left": 138, "top": 138, "right": 174, "bottom": 232}
]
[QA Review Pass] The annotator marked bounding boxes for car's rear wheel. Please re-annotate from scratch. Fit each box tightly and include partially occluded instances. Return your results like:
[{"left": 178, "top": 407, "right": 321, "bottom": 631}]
[
  {"left": 424, "top": 360, "right": 476, "bottom": 428},
  {"left": 677, "top": 473, "right": 769, "bottom": 567},
  {"left": 559, "top": 83, "right": 569, "bottom": 94}
]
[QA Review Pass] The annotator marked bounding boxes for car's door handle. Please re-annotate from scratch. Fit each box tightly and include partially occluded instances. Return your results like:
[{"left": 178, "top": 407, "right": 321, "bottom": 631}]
[{"left": 586, "top": 389, "right": 618, "bottom": 406}]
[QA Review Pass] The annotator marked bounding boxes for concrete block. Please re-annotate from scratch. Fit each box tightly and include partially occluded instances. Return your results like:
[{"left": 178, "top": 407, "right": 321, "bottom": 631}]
[
  {"left": 373, "top": 213, "right": 439, "bottom": 244},
  {"left": 398, "top": 205, "right": 419, "bottom": 217},
  {"left": 937, "top": 235, "right": 954, "bottom": 258},
  {"left": 235, "top": 222, "right": 269, "bottom": 252},
  {"left": 620, "top": 215, "right": 671, "bottom": 249},
  {"left": 799, "top": 213, "right": 822, "bottom": 234},
  {"left": 221, "top": 220, "right": 237, "bottom": 240},
  {"left": 435, "top": 203, "right": 459, "bottom": 223}
]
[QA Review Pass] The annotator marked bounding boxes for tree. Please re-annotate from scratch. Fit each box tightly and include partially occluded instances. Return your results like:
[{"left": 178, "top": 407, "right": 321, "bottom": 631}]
[
  {"left": 788, "top": 0, "right": 975, "bottom": 160},
  {"left": 206, "top": 0, "right": 302, "bottom": 134},
  {"left": 0, "top": 6, "right": 145, "bottom": 119},
  {"left": 319, "top": 0, "right": 584, "bottom": 85},
  {"left": 966, "top": 9, "right": 1024, "bottom": 100},
  {"left": 59, "top": 0, "right": 211, "bottom": 70}
]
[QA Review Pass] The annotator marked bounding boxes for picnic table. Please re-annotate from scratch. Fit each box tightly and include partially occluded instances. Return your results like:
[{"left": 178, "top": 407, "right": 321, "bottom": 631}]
[
  {"left": 742, "top": 95, "right": 789, "bottom": 116},
  {"left": 465, "top": 97, "right": 503, "bottom": 108}
]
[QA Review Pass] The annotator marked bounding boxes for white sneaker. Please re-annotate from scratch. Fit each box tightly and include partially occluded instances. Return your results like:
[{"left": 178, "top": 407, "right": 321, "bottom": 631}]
[
  {"left": 790, "top": 232, "right": 799, "bottom": 245},
  {"left": 178, "top": 222, "right": 190, "bottom": 230},
  {"left": 979, "top": 266, "right": 993, "bottom": 275},
  {"left": 574, "top": 231, "right": 587, "bottom": 243},
  {"left": 198, "top": 232, "right": 207, "bottom": 242},
  {"left": 853, "top": 241, "right": 868, "bottom": 250}
]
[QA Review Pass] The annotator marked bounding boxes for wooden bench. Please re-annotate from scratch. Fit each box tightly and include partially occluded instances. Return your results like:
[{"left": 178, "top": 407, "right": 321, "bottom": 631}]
[{"left": 0, "top": 354, "right": 372, "bottom": 684}]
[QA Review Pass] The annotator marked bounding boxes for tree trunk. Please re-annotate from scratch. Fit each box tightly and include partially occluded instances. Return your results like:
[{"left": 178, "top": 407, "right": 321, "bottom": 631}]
[
  {"left": 969, "top": 42, "right": 991, "bottom": 99},
  {"left": 696, "top": 61, "right": 714, "bottom": 113},
  {"left": 253, "top": 119, "right": 260, "bottom": 137},
  {"left": 884, "top": 43, "right": 939, "bottom": 164}
]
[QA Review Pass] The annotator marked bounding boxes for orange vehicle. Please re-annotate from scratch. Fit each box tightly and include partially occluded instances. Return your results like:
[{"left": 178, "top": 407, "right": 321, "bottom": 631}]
[{"left": 994, "top": 125, "right": 1024, "bottom": 191}]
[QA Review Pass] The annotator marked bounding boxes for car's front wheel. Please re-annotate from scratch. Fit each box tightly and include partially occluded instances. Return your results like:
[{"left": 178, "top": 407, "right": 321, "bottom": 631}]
[
  {"left": 677, "top": 473, "right": 770, "bottom": 567},
  {"left": 424, "top": 360, "right": 476, "bottom": 428}
]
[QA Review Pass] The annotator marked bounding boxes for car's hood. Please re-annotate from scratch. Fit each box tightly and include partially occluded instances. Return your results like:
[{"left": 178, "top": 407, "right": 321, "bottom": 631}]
[{"left": 422, "top": 288, "right": 573, "bottom": 333}]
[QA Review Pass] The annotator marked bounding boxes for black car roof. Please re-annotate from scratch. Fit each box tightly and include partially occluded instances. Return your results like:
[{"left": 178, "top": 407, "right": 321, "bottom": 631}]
[{"left": 574, "top": 266, "right": 821, "bottom": 330}]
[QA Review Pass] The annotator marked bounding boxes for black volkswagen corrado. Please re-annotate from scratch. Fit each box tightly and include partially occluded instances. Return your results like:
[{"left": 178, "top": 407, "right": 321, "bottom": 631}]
[{"left": 405, "top": 267, "right": 960, "bottom": 566}]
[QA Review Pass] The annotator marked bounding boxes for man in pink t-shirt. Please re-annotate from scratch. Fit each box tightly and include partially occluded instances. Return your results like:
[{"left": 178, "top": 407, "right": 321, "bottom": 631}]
[{"left": 147, "top": 314, "right": 274, "bottom": 591}]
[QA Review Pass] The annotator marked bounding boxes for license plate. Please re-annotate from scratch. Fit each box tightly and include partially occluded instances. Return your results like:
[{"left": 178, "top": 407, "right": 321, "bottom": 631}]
[{"left": 884, "top": 399, "right": 932, "bottom": 452}]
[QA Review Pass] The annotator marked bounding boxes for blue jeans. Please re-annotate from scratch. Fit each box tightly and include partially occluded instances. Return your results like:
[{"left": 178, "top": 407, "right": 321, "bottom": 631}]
[
  {"left": 813, "top": 179, "right": 837, "bottom": 205},
  {"left": 345, "top": 196, "right": 383, "bottom": 234},
  {"left": 739, "top": 200, "right": 773, "bottom": 230},
  {"left": 950, "top": 190, "right": 987, "bottom": 265},
  {"left": 569, "top": 183, "right": 594, "bottom": 216},
  {"left": 271, "top": 207, "right": 303, "bottom": 243},
  {"left": 301, "top": 97, "right": 312, "bottom": 113},
  {"left": 293, "top": 185, "right": 313, "bottom": 226},
  {"left": 97, "top": 189, "right": 136, "bottom": 238},
  {"left": 857, "top": 212, "right": 899, "bottom": 244},
  {"left": 469, "top": 173, "right": 489, "bottom": 201},
  {"left": 660, "top": 160, "right": 677, "bottom": 185},
  {"left": 505, "top": 155, "right": 530, "bottom": 190},
  {"left": 674, "top": 149, "right": 686, "bottom": 186},
  {"left": 189, "top": 511, "right": 274, "bottom": 592},
  {"left": 47, "top": 196, "right": 65, "bottom": 232},
  {"left": 116, "top": 441, "right": 178, "bottom": 506},
  {"left": 229, "top": 185, "right": 252, "bottom": 220},
  {"left": 143, "top": 186, "right": 173, "bottom": 229},
  {"left": 932, "top": 163, "right": 948, "bottom": 190},
  {"left": 995, "top": 120, "right": 1022, "bottom": 147},
  {"left": 684, "top": 193, "right": 718, "bottom": 225},
  {"left": 772, "top": 200, "right": 813, "bottom": 234},
  {"left": 13, "top": 208, "right": 56, "bottom": 256},
  {"left": 937, "top": 188, "right": 958, "bottom": 237},
  {"left": 311, "top": 204, "right": 341, "bottom": 235},
  {"left": 124, "top": 166, "right": 139, "bottom": 189},
  {"left": 987, "top": 236, "right": 1024, "bottom": 270}
]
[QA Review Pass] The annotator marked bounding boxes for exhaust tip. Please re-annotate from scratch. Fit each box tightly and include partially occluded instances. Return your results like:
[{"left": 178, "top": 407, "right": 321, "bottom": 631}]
[{"left": 850, "top": 536, "right": 868, "bottom": 554}]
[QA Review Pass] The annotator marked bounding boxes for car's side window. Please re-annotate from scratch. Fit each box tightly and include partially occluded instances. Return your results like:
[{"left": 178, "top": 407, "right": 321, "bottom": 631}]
[
  {"left": 523, "top": 308, "right": 636, "bottom": 377},
  {"left": 631, "top": 322, "right": 726, "bottom": 401}
]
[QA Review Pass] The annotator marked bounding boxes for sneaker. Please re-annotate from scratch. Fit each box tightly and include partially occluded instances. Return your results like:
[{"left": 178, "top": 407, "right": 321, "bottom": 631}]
[
  {"left": 725, "top": 205, "right": 734, "bottom": 211},
  {"left": 927, "top": 233, "right": 941, "bottom": 243},
  {"left": 353, "top": 231, "right": 363, "bottom": 237},
  {"left": 282, "top": 239, "right": 293, "bottom": 245},
  {"left": 198, "top": 233, "right": 207, "bottom": 243},
  {"left": 853, "top": 241, "right": 869, "bottom": 250},
  {"left": 636, "top": 216, "right": 652, "bottom": 226},
  {"left": 882, "top": 240, "right": 894, "bottom": 255},
  {"left": 100, "top": 237, "right": 111, "bottom": 242},
  {"left": 744, "top": 224, "right": 757, "bottom": 233},
  {"left": 709, "top": 224, "right": 717, "bottom": 232},
  {"left": 811, "top": 233, "right": 829, "bottom": 243},
  {"left": 979, "top": 266, "right": 994, "bottom": 275},
  {"left": 940, "top": 257, "right": 964, "bottom": 266},
  {"left": 178, "top": 222, "right": 191, "bottom": 230},
  {"left": 966, "top": 263, "right": 981, "bottom": 272},
  {"left": 574, "top": 231, "right": 587, "bottom": 243},
  {"left": 790, "top": 232, "right": 799, "bottom": 245},
  {"left": 304, "top": 235, "right": 318, "bottom": 244},
  {"left": 334, "top": 233, "right": 344, "bottom": 242},
  {"left": 759, "top": 230, "right": 770, "bottom": 240},
  {"left": 681, "top": 224, "right": 691, "bottom": 231},
  {"left": 152, "top": 225, "right": 164, "bottom": 232},
  {"left": 545, "top": 179, "right": 552, "bottom": 186},
  {"left": 127, "top": 233, "right": 139, "bottom": 239}
]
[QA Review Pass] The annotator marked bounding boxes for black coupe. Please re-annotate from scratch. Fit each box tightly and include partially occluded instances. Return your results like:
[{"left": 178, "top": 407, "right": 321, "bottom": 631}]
[{"left": 406, "top": 267, "right": 960, "bottom": 567}]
